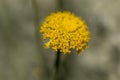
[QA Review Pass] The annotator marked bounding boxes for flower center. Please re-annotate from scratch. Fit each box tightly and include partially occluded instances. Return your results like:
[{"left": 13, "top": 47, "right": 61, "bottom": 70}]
[
  {"left": 62, "top": 18, "right": 78, "bottom": 32},
  {"left": 63, "top": 25, "right": 77, "bottom": 32}
]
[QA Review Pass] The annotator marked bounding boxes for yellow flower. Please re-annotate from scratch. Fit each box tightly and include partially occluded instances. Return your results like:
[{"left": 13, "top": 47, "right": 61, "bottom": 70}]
[{"left": 40, "top": 11, "right": 90, "bottom": 54}]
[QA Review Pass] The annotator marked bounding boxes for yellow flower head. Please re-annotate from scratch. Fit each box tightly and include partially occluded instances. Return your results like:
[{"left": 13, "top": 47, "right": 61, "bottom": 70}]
[{"left": 40, "top": 11, "right": 90, "bottom": 54}]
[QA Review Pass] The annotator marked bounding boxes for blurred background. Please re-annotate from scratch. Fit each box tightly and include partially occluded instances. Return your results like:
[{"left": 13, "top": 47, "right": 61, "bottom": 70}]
[{"left": 0, "top": 0, "right": 120, "bottom": 80}]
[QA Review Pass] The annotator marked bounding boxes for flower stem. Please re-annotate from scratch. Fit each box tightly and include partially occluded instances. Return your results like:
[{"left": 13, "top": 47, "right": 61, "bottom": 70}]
[{"left": 54, "top": 50, "right": 61, "bottom": 80}]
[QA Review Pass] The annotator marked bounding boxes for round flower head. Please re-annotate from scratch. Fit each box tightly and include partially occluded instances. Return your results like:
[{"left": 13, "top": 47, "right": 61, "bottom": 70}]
[{"left": 40, "top": 11, "right": 90, "bottom": 54}]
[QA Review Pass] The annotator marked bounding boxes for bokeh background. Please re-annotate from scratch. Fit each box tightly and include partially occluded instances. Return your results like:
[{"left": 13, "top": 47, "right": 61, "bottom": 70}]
[{"left": 0, "top": 0, "right": 120, "bottom": 80}]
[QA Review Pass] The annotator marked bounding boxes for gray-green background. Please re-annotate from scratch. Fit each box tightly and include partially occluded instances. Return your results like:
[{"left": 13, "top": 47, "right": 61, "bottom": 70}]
[{"left": 0, "top": 0, "right": 120, "bottom": 80}]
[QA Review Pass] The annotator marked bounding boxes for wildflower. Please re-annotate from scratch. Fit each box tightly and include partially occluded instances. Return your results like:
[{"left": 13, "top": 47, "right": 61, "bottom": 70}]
[{"left": 40, "top": 11, "right": 90, "bottom": 54}]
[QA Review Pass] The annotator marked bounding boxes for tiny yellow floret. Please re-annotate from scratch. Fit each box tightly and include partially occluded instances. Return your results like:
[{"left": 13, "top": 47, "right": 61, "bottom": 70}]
[{"left": 40, "top": 11, "right": 90, "bottom": 54}]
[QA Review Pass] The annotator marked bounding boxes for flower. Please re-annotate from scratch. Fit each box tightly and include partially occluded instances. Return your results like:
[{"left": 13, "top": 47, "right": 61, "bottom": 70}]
[{"left": 40, "top": 11, "right": 90, "bottom": 54}]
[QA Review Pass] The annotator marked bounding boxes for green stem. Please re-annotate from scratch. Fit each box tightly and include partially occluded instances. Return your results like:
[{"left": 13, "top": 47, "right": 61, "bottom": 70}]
[
  {"left": 55, "top": 50, "right": 61, "bottom": 72},
  {"left": 54, "top": 50, "right": 61, "bottom": 80}
]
